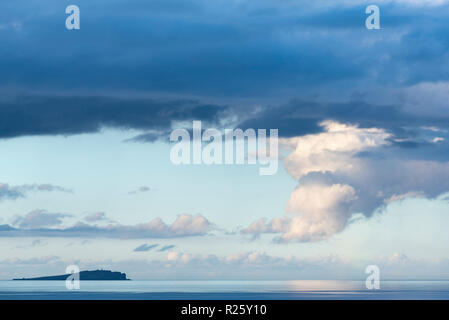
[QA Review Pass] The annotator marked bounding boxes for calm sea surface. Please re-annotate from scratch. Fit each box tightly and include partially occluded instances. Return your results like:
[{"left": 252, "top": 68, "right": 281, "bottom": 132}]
[{"left": 1, "top": 280, "right": 448, "bottom": 299}]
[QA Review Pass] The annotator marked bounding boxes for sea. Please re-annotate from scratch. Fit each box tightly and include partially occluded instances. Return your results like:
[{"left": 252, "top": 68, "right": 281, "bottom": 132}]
[{"left": 1, "top": 280, "right": 449, "bottom": 299}]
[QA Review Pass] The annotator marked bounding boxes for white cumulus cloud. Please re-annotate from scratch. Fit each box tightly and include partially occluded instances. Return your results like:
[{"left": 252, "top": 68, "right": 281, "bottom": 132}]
[{"left": 243, "top": 120, "right": 449, "bottom": 242}]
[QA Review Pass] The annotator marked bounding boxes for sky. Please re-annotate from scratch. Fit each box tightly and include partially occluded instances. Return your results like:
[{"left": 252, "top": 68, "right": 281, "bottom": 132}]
[{"left": 1, "top": 0, "right": 449, "bottom": 280}]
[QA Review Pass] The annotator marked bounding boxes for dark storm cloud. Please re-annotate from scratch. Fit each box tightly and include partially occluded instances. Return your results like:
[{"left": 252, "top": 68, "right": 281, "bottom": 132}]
[
  {"left": 0, "top": 0, "right": 447, "bottom": 147},
  {"left": 128, "top": 131, "right": 171, "bottom": 143},
  {"left": 239, "top": 99, "right": 449, "bottom": 141},
  {"left": 5, "top": 1, "right": 449, "bottom": 96},
  {"left": 0, "top": 95, "right": 227, "bottom": 139}
]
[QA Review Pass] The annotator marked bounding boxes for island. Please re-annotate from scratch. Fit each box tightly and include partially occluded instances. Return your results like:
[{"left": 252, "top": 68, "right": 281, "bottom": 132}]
[{"left": 13, "top": 269, "right": 130, "bottom": 281}]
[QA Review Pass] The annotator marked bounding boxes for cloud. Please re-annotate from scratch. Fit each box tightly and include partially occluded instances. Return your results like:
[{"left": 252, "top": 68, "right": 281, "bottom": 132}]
[
  {"left": 32, "top": 184, "right": 72, "bottom": 193},
  {"left": 1, "top": 213, "right": 213, "bottom": 239},
  {"left": 133, "top": 243, "right": 159, "bottom": 252},
  {"left": 168, "top": 214, "right": 212, "bottom": 236},
  {"left": 281, "top": 121, "right": 391, "bottom": 179},
  {"left": 13, "top": 210, "right": 72, "bottom": 229},
  {"left": 158, "top": 245, "right": 176, "bottom": 252},
  {"left": 164, "top": 251, "right": 283, "bottom": 267},
  {"left": 0, "top": 95, "right": 227, "bottom": 139},
  {"left": 1, "top": 1, "right": 448, "bottom": 99},
  {"left": 238, "top": 96, "right": 449, "bottom": 141},
  {"left": 84, "top": 212, "right": 110, "bottom": 223},
  {"left": 149, "top": 251, "right": 449, "bottom": 280},
  {"left": 0, "top": 2, "right": 449, "bottom": 148},
  {"left": 0, "top": 0, "right": 449, "bottom": 257},
  {"left": 279, "top": 183, "right": 357, "bottom": 242},
  {"left": 0, "top": 183, "right": 72, "bottom": 201},
  {"left": 0, "top": 184, "right": 24, "bottom": 201},
  {"left": 128, "top": 186, "right": 151, "bottom": 195},
  {"left": 243, "top": 120, "right": 449, "bottom": 242}
]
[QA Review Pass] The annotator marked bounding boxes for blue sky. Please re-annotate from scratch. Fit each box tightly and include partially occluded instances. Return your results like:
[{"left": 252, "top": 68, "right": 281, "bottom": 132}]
[{"left": 1, "top": 0, "right": 449, "bottom": 280}]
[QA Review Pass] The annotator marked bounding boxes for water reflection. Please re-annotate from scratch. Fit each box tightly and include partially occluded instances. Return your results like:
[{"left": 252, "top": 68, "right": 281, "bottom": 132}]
[{"left": 285, "top": 280, "right": 364, "bottom": 292}]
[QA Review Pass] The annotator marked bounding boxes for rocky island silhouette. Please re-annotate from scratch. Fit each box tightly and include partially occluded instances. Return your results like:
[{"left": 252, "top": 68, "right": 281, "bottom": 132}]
[{"left": 13, "top": 269, "right": 130, "bottom": 281}]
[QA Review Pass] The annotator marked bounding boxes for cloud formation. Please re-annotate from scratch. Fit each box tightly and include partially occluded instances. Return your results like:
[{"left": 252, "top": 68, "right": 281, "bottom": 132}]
[
  {"left": 13, "top": 210, "right": 72, "bottom": 229},
  {"left": 84, "top": 212, "right": 110, "bottom": 223},
  {"left": 2, "top": 1, "right": 449, "bottom": 98},
  {"left": 0, "top": 183, "right": 72, "bottom": 201},
  {"left": 243, "top": 121, "right": 449, "bottom": 242},
  {"left": 134, "top": 243, "right": 159, "bottom": 252},
  {"left": 158, "top": 245, "right": 176, "bottom": 252},
  {"left": 0, "top": 0, "right": 448, "bottom": 273},
  {"left": 0, "top": 95, "right": 227, "bottom": 139},
  {"left": 0, "top": 213, "right": 213, "bottom": 239}
]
